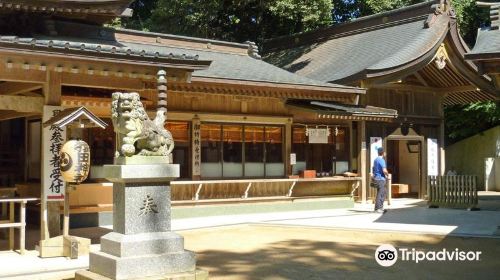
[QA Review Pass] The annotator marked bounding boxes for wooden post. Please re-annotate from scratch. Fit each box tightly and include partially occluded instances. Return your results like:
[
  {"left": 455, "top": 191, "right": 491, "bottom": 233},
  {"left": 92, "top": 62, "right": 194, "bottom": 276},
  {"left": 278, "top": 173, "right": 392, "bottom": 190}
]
[
  {"left": 41, "top": 71, "right": 63, "bottom": 240},
  {"left": 359, "top": 121, "right": 367, "bottom": 203},
  {"left": 387, "top": 174, "right": 392, "bottom": 205},
  {"left": 20, "top": 201, "right": 26, "bottom": 254},
  {"left": 9, "top": 201, "right": 14, "bottom": 250},
  {"left": 349, "top": 121, "right": 356, "bottom": 171},
  {"left": 63, "top": 186, "right": 70, "bottom": 237},
  {"left": 285, "top": 120, "right": 292, "bottom": 176}
]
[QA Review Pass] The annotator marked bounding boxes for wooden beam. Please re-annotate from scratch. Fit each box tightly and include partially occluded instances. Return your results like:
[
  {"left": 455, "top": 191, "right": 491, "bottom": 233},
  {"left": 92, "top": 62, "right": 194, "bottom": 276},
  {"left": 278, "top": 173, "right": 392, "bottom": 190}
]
[
  {"left": 414, "top": 72, "right": 429, "bottom": 87},
  {"left": 0, "top": 82, "right": 42, "bottom": 95},
  {"left": 440, "top": 85, "right": 478, "bottom": 94},
  {"left": 0, "top": 64, "right": 46, "bottom": 83},
  {"left": 483, "top": 62, "right": 500, "bottom": 75},
  {"left": 372, "top": 83, "right": 436, "bottom": 93},
  {"left": 0, "top": 111, "right": 34, "bottom": 121},
  {"left": 44, "top": 71, "right": 62, "bottom": 106},
  {"left": 372, "top": 83, "right": 478, "bottom": 94},
  {"left": 0, "top": 95, "right": 44, "bottom": 113},
  {"left": 61, "top": 72, "right": 145, "bottom": 90}
]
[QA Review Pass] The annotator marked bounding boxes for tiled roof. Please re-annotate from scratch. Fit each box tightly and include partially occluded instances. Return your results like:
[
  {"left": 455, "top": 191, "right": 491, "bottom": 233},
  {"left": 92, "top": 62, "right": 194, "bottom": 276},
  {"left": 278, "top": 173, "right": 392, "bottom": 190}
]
[
  {"left": 263, "top": 1, "right": 451, "bottom": 83},
  {"left": 0, "top": 35, "right": 201, "bottom": 61},
  {"left": 467, "top": 28, "right": 500, "bottom": 59},
  {"left": 114, "top": 28, "right": 364, "bottom": 92},
  {"left": 466, "top": 4, "right": 500, "bottom": 60},
  {"left": 0, "top": 17, "right": 363, "bottom": 93},
  {"left": 286, "top": 99, "right": 398, "bottom": 118},
  {"left": 0, "top": 0, "right": 134, "bottom": 23},
  {"left": 122, "top": 40, "right": 359, "bottom": 90}
]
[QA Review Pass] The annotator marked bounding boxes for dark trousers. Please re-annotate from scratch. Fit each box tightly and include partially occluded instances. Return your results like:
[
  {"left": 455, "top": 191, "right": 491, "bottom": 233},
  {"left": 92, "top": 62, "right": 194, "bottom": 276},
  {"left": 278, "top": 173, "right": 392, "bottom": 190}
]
[{"left": 374, "top": 179, "right": 386, "bottom": 210}]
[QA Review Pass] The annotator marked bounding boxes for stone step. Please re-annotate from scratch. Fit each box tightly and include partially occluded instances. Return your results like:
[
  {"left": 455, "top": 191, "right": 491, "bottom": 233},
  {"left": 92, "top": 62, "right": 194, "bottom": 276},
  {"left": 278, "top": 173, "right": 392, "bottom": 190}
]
[
  {"left": 100, "top": 231, "right": 185, "bottom": 257},
  {"left": 76, "top": 268, "right": 209, "bottom": 280},
  {"left": 89, "top": 249, "right": 196, "bottom": 279}
]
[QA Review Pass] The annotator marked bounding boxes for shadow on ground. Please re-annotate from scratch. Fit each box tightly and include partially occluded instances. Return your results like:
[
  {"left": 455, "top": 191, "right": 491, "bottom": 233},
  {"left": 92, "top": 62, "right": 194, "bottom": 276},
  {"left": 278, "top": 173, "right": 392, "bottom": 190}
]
[
  {"left": 369, "top": 195, "right": 500, "bottom": 236},
  {"left": 185, "top": 225, "right": 500, "bottom": 280}
]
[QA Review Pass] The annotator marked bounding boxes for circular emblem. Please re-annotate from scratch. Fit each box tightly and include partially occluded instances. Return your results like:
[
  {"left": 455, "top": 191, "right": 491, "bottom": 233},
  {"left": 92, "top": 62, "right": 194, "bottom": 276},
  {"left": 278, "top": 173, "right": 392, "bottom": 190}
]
[
  {"left": 60, "top": 152, "right": 72, "bottom": 172},
  {"left": 375, "top": 244, "right": 398, "bottom": 267}
]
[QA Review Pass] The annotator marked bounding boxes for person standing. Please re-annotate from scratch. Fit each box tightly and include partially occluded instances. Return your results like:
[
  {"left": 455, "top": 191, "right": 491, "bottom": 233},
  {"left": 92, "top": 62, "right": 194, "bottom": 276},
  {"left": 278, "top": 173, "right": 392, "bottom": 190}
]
[{"left": 372, "top": 147, "right": 389, "bottom": 213}]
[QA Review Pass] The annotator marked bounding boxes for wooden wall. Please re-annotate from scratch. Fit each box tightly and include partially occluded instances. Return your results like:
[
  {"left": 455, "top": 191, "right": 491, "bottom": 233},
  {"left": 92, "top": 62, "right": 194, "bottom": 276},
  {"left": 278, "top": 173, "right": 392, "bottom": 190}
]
[{"left": 366, "top": 88, "right": 441, "bottom": 118}]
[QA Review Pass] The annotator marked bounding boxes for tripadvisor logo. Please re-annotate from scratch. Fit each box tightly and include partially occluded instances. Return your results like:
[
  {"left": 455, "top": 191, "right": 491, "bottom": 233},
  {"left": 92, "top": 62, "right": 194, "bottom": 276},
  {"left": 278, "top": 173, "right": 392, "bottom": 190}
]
[{"left": 375, "top": 244, "right": 482, "bottom": 267}]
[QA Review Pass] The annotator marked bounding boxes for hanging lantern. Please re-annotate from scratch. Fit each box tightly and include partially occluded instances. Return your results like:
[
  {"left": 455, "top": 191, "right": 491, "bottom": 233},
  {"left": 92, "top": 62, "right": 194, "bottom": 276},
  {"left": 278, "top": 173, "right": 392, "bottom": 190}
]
[{"left": 60, "top": 139, "right": 91, "bottom": 184}]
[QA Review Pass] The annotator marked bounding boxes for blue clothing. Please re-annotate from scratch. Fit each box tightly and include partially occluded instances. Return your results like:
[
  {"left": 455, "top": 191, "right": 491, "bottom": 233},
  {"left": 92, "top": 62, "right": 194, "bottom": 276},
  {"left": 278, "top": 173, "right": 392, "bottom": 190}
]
[{"left": 373, "top": 156, "right": 386, "bottom": 180}]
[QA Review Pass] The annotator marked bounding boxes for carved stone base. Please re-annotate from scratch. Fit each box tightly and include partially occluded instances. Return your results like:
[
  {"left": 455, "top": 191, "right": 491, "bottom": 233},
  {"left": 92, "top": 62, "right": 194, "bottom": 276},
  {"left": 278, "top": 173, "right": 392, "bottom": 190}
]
[
  {"left": 82, "top": 163, "right": 202, "bottom": 279},
  {"left": 87, "top": 231, "right": 196, "bottom": 279},
  {"left": 75, "top": 269, "right": 208, "bottom": 280},
  {"left": 88, "top": 248, "right": 195, "bottom": 279}
]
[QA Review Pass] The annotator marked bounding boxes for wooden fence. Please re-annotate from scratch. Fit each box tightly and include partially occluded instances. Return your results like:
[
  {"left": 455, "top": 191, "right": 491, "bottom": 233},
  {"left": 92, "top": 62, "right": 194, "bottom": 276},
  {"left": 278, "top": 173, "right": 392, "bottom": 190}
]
[{"left": 427, "top": 175, "right": 479, "bottom": 210}]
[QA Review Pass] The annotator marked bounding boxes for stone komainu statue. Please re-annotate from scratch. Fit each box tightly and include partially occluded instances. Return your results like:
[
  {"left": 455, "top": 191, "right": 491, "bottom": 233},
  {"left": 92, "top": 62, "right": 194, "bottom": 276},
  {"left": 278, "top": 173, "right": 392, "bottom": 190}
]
[{"left": 111, "top": 92, "right": 174, "bottom": 158}]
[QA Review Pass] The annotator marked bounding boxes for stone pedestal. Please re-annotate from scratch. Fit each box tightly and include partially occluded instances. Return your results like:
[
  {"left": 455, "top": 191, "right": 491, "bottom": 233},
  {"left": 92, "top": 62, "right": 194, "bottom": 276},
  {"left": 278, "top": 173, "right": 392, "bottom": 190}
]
[{"left": 76, "top": 163, "right": 206, "bottom": 280}]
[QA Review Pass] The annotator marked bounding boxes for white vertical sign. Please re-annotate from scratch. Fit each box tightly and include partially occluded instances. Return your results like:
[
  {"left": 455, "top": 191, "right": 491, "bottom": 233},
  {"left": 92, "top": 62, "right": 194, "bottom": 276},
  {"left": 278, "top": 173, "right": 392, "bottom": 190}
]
[
  {"left": 42, "top": 106, "right": 66, "bottom": 201},
  {"left": 427, "top": 138, "right": 438, "bottom": 176},
  {"left": 370, "top": 137, "right": 383, "bottom": 173},
  {"left": 290, "top": 153, "right": 296, "bottom": 165}
]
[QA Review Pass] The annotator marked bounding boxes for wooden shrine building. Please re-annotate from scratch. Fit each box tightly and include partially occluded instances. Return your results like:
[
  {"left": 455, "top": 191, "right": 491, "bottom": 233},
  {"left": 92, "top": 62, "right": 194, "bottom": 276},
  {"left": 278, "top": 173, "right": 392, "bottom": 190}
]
[
  {"left": 0, "top": 0, "right": 404, "bottom": 232},
  {"left": 264, "top": 0, "right": 499, "bottom": 201}
]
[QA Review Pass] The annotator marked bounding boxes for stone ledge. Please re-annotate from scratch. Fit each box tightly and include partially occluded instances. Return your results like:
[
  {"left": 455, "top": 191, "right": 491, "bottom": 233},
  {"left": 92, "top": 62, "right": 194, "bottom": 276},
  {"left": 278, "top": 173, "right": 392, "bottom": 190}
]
[
  {"left": 103, "top": 164, "right": 179, "bottom": 183},
  {"left": 89, "top": 250, "right": 196, "bottom": 279},
  {"left": 75, "top": 269, "right": 208, "bottom": 280},
  {"left": 100, "top": 231, "right": 185, "bottom": 257}
]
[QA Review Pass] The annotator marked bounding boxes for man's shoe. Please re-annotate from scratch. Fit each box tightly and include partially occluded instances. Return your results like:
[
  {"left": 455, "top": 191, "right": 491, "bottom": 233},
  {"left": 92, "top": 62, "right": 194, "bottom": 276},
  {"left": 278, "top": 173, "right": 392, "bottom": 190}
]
[{"left": 374, "top": 209, "right": 385, "bottom": 214}]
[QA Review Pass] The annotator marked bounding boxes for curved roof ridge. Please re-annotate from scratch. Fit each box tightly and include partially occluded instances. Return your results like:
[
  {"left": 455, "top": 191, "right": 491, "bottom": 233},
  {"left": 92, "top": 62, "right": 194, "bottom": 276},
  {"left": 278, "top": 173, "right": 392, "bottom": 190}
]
[
  {"left": 367, "top": 15, "right": 449, "bottom": 71},
  {"left": 264, "top": 0, "right": 446, "bottom": 52},
  {"left": 116, "top": 28, "right": 249, "bottom": 49}
]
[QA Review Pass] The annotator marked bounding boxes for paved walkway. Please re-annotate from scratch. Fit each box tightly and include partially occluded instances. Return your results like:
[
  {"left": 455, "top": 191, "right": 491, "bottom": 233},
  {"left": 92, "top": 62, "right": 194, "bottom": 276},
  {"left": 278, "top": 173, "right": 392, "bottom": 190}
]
[
  {"left": 172, "top": 197, "right": 500, "bottom": 236},
  {"left": 0, "top": 194, "right": 499, "bottom": 279}
]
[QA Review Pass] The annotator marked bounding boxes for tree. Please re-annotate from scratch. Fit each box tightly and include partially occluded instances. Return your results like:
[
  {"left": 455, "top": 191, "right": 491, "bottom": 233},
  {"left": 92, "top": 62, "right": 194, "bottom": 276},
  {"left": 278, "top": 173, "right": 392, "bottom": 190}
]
[
  {"left": 445, "top": 101, "right": 500, "bottom": 145},
  {"left": 360, "top": 0, "right": 423, "bottom": 15},
  {"left": 452, "top": 0, "right": 492, "bottom": 46},
  {"left": 121, "top": 0, "right": 332, "bottom": 44}
]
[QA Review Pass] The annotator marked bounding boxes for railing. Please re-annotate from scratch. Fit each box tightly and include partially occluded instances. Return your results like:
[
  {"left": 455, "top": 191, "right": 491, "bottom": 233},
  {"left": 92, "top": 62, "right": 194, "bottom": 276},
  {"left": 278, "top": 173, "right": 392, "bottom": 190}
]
[
  {"left": 171, "top": 177, "right": 361, "bottom": 201},
  {"left": 427, "top": 175, "right": 479, "bottom": 210},
  {"left": 0, "top": 197, "right": 39, "bottom": 254}
]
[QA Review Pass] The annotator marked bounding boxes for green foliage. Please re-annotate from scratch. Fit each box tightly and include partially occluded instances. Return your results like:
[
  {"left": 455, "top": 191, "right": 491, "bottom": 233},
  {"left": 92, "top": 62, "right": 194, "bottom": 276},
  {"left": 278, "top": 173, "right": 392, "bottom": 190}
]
[
  {"left": 445, "top": 101, "right": 500, "bottom": 145},
  {"left": 104, "top": 17, "right": 123, "bottom": 29},
  {"left": 122, "top": 0, "right": 332, "bottom": 44},
  {"left": 361, "top": 0, "right": 423, "bottom": 15},
  {"left": 452, "top": 0, "right": 491, "bottom": 46}
]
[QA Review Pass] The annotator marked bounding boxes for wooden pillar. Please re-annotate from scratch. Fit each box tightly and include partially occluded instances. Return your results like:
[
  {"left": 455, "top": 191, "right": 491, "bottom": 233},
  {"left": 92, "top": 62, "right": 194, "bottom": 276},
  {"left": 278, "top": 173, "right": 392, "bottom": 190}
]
[
  {"left": 285, "top": 120, "right": 292, "bottom": 176},
  {"left": 359, "top": 120, "right": 367, "bottom": 203},
  {"left": 20, "top": 201, "right": 26, "bottom": 254},
  {"left": 41, "top": 71, "right": 63, "bottom": 241},
  {"left": 44, "top": 71, "right": 62, "bottom": 106},
  {"left": 63, "top": 187, "right": 70, "bottom": 237},
  {"left": 9, "top": 202, "right": 14, "bottom": 250},
  {"left": 349, "top": 121, "right": 356, "bottom": 171}
]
